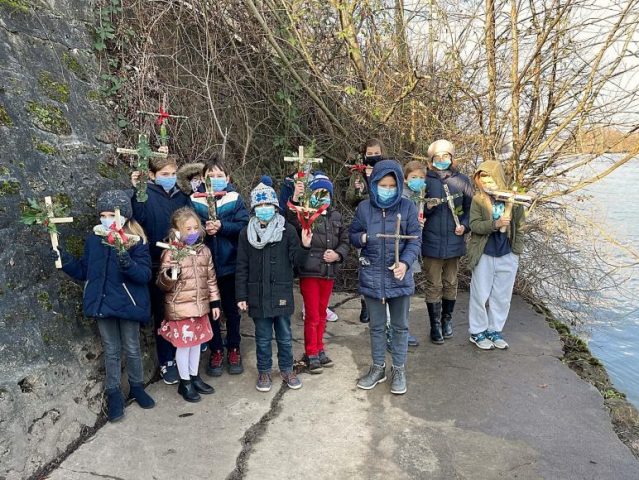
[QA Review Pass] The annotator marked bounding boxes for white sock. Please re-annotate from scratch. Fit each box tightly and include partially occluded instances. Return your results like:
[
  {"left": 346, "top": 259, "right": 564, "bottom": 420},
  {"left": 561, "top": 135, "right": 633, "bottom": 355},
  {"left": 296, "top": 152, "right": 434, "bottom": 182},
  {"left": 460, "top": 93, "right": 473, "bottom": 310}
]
[
  {"left": 175, "top": 347, "right": 191, "bottom": 380},
  {"left": 189, "top": 346, "right": 201, "bottom": 377}
]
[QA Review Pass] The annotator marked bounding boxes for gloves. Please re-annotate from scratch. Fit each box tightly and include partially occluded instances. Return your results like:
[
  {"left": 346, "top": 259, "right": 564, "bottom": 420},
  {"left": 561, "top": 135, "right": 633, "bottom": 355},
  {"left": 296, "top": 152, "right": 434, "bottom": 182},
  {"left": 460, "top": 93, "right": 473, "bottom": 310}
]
[
  {"left": 117, "top": 249, "right": 132, "bottom": 269},
  {"left": 50, "top": 247, "right": 72, "bottom": 265}
]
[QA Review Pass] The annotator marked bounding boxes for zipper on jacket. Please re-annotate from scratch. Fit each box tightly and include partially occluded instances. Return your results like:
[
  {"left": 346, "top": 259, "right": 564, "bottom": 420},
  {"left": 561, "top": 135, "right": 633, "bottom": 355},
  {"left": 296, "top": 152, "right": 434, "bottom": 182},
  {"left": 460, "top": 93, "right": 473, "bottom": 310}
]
[
  {"left": 381, "top": 208, "right": 386, "bottom": 303},
  {"left": 122, "top": 283, "right": 137, "bottom": 306}
]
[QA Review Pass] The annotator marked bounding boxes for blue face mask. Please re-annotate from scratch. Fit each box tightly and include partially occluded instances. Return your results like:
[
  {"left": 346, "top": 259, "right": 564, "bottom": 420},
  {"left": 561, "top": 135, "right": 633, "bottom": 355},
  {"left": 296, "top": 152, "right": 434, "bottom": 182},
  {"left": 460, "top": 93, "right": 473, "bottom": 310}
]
[
  {"left": 155, "top": 176, "right": 177, "bottom": 192},
  {"left": 433, "top": 160, "right": 451, "bottom": 171},
  {"left": 407, "top": 178, "right": 425, "bottom": 192},
  {"left": 210, "top": 177, "right": 227, "bottom": 192},
  {"left": 310, "top": 194, "right": 331, "bottom": 208},
  {"left": 184, "top": 232, "right": 200, "bottom": 245},
  {"left": 101, "top": 218, "right": 115, "bottom": 230},
  {"left": 377, "top": 186, "right": 397, "bottom": 205},
  {"left": 255, "top": 205, "right": 276, "bottom": 223},
  {"left": 492, "top": 202, "right": 505, "bottom": 220}
]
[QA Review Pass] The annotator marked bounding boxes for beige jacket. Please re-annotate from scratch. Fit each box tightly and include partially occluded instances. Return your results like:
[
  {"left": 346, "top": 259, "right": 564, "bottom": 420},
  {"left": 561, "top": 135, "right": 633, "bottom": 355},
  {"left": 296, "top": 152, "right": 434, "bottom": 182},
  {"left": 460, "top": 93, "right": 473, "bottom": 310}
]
[{"left": 157, "top": 244, "right": 220, "bottom": 321}]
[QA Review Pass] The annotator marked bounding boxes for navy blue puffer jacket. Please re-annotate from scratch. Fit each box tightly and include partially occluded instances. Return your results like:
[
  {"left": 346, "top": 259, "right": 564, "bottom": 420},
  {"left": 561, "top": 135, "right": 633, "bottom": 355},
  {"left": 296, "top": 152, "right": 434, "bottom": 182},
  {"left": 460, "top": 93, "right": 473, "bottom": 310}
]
[
  {"left": 62, "top": 235, "right": 152, "bottom": 323},
  {"left": 422, "top": 169, "right": 474, "bottom": 259},
  {"left": 350, "top": 160, "right": 422, "bottom": 300}
]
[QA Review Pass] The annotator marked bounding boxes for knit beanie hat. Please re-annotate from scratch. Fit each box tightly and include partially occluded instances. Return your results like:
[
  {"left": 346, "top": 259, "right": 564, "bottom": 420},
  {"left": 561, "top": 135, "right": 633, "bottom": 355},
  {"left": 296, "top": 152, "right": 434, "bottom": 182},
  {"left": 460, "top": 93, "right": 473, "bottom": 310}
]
[
  {"left": 427, "top": 139, "right": 455, "bottom": 159},
  {"left": 250, "top": 176, "right": 279, "bottom": 209},
  {"left": 96, "top": 190, "right": 133, "bottom": 219},
  {"left": 309, "top": 172, "right": 333, "bottom": 197}
]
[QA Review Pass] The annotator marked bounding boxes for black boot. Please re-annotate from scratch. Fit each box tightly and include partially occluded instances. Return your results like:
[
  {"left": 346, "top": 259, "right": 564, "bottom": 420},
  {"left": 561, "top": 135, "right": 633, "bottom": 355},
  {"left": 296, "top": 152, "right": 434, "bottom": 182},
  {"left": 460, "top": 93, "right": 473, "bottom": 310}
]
[
  {"left": 106, "top": 388, "right": 125, "bottom": 422},
  {"left": 128, "top": 382, "right": 156, "bottom": 409},
  {"left": 190, "top": 375, "right": 214, "bottom": 395},
  {"left": 359, "top": 298, "right": 369, "bottom": 323},
  {"left": 427, "top": 302, "right": 444, "bottom": 345},
  {"left": 178, "top": 379, "right": 201, "bottom": 403},
  {"left": 441, "top": 298, "right": 455, "bottom": 339}
]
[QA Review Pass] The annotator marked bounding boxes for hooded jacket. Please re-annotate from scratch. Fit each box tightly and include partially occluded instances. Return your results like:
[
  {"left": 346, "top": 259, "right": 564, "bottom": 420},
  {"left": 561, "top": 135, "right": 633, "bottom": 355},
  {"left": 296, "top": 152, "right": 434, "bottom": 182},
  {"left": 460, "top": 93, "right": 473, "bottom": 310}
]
[
  {"left": 421, "top": 167, "right": 474, "bottom": 259},
  {"left": 466, "top": 160, "right": 526, "bottom": 270},
  {"left": 349, "top": 160, "right": 422, "bottom": 300}
]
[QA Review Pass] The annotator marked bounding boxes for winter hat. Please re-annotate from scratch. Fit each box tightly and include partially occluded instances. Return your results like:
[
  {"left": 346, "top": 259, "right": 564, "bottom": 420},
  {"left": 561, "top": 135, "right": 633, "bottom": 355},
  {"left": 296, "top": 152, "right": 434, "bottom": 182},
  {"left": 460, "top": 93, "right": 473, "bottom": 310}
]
[
  {"left": 427, "top": 139, "right": 455, "bottom": 159},
  {"left": 309, "top": 172, "right": 333, "bottom": 197},
  {"left": 96, "top": 190, "right": 133, "bottom": 218},
  {"left": 250, "top": 176, "right": 279, "bottom": 209}
]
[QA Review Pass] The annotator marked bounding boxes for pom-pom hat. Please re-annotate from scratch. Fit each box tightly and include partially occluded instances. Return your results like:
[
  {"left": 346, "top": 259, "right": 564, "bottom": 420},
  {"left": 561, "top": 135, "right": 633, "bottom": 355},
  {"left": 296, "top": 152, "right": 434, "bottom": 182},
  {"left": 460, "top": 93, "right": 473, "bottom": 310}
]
[
  {"left": 309, "top": 172, "right": 333, "bottom": 197},
  {"left": 250, "top": 175, "right": 279, "bottom": 209}
]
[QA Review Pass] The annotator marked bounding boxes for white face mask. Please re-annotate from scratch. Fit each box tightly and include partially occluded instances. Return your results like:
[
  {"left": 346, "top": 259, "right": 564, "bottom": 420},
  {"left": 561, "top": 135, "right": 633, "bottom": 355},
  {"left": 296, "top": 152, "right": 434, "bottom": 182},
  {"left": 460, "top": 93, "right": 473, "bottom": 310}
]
[{"left": 190, "top": 178, "right": 202, "bottom": 192}]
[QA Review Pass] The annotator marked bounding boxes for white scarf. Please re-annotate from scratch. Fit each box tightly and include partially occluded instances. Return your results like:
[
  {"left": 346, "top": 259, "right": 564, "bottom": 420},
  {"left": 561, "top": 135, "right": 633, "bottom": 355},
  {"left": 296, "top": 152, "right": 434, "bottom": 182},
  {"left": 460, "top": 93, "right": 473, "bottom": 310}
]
[{"left": 247, "top": 214, "right": 286, "bottom": 249}]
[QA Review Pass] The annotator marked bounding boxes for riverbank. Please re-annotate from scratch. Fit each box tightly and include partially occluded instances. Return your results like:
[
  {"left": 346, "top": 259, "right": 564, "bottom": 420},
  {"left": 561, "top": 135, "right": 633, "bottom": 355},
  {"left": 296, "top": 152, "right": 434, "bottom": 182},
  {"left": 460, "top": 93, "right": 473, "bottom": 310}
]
[{"left": 39, "top": 291, "right": 639, "bottom": 480}]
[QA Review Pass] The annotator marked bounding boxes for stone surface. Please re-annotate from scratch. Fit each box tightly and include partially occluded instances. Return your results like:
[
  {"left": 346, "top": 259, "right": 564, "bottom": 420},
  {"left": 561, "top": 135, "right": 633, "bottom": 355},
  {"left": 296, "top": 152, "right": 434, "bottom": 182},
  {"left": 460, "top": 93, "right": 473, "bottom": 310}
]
[{"left": 46, "top": 293, "right": 639, "bottom": 480}]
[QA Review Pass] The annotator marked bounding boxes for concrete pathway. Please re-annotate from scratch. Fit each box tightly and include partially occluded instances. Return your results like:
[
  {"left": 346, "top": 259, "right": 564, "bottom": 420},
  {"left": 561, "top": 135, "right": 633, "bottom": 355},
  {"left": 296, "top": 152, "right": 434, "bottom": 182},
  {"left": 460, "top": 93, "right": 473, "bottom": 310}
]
[{"left": 46, "top": 293, "right": 639, "bottom": 480}]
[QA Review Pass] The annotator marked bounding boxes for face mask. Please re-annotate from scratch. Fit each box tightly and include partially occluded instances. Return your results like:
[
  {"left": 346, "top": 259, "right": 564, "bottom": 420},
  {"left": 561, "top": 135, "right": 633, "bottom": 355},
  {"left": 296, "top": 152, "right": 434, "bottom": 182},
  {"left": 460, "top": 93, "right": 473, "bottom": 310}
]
[
  {"left": 190, "top": 178, "right": 202, "bottom": 193},
  {"left": 377, "top": 186, "right": 397, "bottom": 205},
  {"left": 184, "top": 232, "right": 200, "bottom": 245},
  {"left": 210, "top": 177, "right": 227, "bottom": 192},
  {"left": 492, "top": 202, "right": 505, "bottom": 220},
  {"left": 407, "top": 178, "right": 425, "bottom": 192},
  {"left": 364, "top": 154, "right": 382, "bottom": 166},
  {"left": 255, "top": 205, "right": 276, "bottom": 223},
  {"left": 433, "top": 160, "right": 451, "bottom": 171},
  {"left": 155, "top": 176, "right": 177, "bottom": 192},
  {"left": 310, "top": 194, "right": 331, "bottom": 208},
  {"left": 101, "top": 218, "right": 115, "bottom": 230}
]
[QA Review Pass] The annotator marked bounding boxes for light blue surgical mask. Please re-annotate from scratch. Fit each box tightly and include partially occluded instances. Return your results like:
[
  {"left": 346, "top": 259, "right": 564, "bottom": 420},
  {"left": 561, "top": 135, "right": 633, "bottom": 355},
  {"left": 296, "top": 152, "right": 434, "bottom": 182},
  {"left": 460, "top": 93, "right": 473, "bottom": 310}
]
[
  {"left": 433, "top": 160, "right": 451, "bottom": 171},
  {"left": 101, "top": 218, "right": 115, "bottom": 230},
  {"left": 155, "top": 176, "right": 177, "bottom": 192},
  {"left": 407, "top": 178, "right": 425, "bottom": 192},
  {"left": 377, "top": 186, "right": 397, "bottom": 205},
  {"left": 255, "top": 205, "right": 276, "bottom": 223},
  {"left": 210, "top": 177, "right": 227, "bottom": 192}
]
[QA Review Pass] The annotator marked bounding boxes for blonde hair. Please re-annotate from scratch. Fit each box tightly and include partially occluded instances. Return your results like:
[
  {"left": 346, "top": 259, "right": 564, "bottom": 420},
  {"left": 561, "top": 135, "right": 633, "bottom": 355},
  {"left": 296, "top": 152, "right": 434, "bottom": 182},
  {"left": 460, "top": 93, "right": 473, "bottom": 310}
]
[
  {"left": 403, "top": 160, "right": 427, "bottom": 178},
  {"left": 124, "top": 219, "right": 148, "bottom": 244},
  {"left": 168, "top": 207, "right": 204, "bottom": 242}
]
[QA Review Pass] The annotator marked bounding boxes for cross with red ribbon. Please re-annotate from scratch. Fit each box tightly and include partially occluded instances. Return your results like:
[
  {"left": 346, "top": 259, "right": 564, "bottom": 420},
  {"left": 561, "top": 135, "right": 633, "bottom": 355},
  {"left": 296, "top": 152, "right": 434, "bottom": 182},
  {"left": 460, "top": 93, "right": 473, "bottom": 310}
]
[
  {"left": 137, "top": 94, "right": 188, "bottom": 149},
  {"left": 93, "top": 208, "right": 140, "bottom": 251},
  {"left": 287, "top": 200, "right": 329, "bottom": 232}
]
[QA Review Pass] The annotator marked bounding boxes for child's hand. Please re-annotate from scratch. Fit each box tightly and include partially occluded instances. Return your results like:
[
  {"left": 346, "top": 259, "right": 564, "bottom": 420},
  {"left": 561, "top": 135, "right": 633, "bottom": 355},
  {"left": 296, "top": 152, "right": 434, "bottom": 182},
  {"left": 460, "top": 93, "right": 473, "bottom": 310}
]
[
  {"left": 392, "top": 262, "right": 408, "bottom": 281},
  {"left": 205, "top": 220, "right": 221, "bottom": 235},
  {"left": 354, "top": 177, "right": 365, "bottom": 193},
  {"left": 131, "top": 171, "right": 141, "bottom": 187},
  {"left": 323, "top": 249, "right": 340, "bottom": 263},
  {"left": 292, "top": 181, "right": 305, "bottom": 202},
  {"left": 454, "top": 225, "right": 465, "bottom": 236},
  {"left": 418, "top": 218, "right": 425, "bottom": 228},
  {"left": 301, "top": 228, "right": 313, "bottom": 247},
  {"left": 158, "top": 145, "right": 169, "bottom": 154},
  {"left": 211, "top": 307, "right": 220, "bottom": 320},
  {"left": 237, "top": 301, "right": 247, "bottom": 312},
  {"left": 495, "top": 216, "right": 510, "bottom": 229}
]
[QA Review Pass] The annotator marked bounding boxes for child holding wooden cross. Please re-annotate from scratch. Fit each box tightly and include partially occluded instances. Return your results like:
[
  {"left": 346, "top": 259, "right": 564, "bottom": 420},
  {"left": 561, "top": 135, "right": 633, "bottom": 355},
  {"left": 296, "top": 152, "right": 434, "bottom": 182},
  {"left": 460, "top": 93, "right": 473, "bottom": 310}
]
[
  {"left": 350, "top": 160, "right": 421, "bottom": 395},
  {"left": 54, "top": 191, "right": 154, "bottom": 422}
]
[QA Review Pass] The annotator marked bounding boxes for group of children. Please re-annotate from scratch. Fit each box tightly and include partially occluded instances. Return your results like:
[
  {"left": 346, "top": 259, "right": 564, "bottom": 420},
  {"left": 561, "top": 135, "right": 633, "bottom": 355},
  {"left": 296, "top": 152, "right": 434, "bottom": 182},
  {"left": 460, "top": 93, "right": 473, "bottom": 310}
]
[{"left": 52, "top": 138, "right": 525, "bottom": 422}]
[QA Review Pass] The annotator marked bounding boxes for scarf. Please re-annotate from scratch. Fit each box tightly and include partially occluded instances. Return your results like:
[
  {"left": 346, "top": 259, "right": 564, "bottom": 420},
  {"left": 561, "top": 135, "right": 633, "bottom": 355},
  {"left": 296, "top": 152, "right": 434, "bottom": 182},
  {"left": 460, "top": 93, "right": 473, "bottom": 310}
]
[{"left": 247, "top": 213, "right": 286, "bottom": 249}]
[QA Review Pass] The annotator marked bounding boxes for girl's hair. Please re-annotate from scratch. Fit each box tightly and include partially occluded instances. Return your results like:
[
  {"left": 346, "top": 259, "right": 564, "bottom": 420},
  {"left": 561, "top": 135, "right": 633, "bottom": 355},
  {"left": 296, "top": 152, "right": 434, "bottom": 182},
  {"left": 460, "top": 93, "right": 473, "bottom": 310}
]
[
  {"left": 124, "top": 219, "right": 148, "bottom": 244},
  {"left": 403, "top": 160, "right": 427, "bottom": 178},
  {"left": 201, "top": 153, "right": 228, "bottom": 177},
  {"left": 149, "top": 154, "right": 178, "bottom": 174},
  {"left": 168, "top": 207, "right": 204, "bottom": 241},
  {"left": 361, "top": 138, "right": 386, "bottom": 157}
]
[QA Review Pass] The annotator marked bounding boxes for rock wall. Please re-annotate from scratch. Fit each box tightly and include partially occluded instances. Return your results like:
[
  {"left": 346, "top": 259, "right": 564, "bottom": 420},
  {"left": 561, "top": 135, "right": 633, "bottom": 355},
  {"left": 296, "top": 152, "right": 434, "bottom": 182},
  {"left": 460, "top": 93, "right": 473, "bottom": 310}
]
[{"left": 0, "top": 2, "right": 153, "bottom": 478}]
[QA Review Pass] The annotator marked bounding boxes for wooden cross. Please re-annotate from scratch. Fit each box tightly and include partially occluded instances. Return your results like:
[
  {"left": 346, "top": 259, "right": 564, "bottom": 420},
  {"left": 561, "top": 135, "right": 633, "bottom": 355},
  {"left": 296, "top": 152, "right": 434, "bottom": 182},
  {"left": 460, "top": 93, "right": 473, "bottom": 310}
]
[
  {"left": 486, "top": 189, "right": 534, "bottom": 233},
  {"left": 44, "top": 196, "right": 73, "bottom": 269},
  {"left": 93, "top": 207, "right": 140, "bottom": 248},
  {"left": 117, "top": 134, "right": 168, "bottom": 202},
  {"left": 137, "top": 94, "right": 189, "bottom": 148},
  {"left": 284, "top": 146, "right": 323, "bottom": 180},
  {"left": 376, "top": 213, "right": 419, "bottom": 270},
  {"left": 442, "top": 184, "right": 462, "bottom": 230},
  {"left": 193, "top": 178, "right": 227, "bottom": 221},
  {"left": 156, "top": 241, "right": 197, "bottom": 280}
]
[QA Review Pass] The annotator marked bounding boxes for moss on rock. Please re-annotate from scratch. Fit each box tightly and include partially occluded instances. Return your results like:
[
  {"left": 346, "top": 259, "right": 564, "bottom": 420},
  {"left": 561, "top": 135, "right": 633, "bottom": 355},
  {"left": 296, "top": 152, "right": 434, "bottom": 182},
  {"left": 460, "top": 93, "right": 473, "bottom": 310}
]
[
  {"left": 26, "top": 101, "right": 71, "bottom": 135},
  {"left": 62, "top": 53, "right": 88, "bottom": 81},
  {"left": 0, "top": 104, "right": 13, "bottom": 126},
  {"left": 35, "top": 141, "right": 59, "bottom": 156},
  {"left": 0, "top": 179, "right": 20, "bottom": 196},
  {"left": 65, "top": 234, "right": 84, "bottom": 258},
  {"left": 0, "top": 0, "right": 30, "bottom": 13},
  {"left": 38, "top": 71, "right": 70, "bottom": 103},
  {"left": 36, "top": 291, "right": 53, "bottom": 311}
]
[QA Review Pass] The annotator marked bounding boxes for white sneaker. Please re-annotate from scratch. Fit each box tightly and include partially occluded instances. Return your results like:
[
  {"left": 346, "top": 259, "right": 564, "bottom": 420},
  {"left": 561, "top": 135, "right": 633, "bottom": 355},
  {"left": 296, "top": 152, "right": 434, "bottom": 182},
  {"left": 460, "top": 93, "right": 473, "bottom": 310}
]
[
  {"left": 486, "top": 331, "right": 509, "bottom": 349},
  {"left": 469, "top": 332, "right": 495, "bottom": 350},
  {"left": 326, "top": 308, "right": 338, "bottom": 322}
]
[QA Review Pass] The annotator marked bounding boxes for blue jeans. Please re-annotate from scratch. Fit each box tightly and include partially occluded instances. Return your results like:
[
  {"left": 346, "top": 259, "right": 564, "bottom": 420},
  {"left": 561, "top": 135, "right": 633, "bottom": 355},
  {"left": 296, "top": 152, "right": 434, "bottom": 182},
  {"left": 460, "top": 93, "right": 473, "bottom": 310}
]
[
  {"left": 252, "top": 316, "right": 294, "bottom": 374},
  {"left": 97, "top": 317, "right": 144, "bottom": 390},
  {"left": 364, "top": 296, "right": 410, "bottom": 367}
]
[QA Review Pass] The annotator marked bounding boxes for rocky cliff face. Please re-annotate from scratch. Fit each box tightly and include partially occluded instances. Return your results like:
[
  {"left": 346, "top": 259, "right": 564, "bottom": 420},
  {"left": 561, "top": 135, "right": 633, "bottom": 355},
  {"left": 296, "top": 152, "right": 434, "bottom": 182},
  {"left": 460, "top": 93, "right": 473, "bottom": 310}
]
[{"left": 0, "top": 2, "right": 153, "bottom": 478}]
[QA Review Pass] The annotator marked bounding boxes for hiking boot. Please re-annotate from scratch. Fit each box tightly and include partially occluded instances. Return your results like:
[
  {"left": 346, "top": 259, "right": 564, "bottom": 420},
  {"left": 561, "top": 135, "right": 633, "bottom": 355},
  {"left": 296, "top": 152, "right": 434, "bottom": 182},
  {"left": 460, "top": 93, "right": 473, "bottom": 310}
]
[
  {"left": 305, "top": 355, "right": 323, "bottom": 374},
  {"left": 390, "top": 365, "right": 407, "bottom": 395},
  {"left": 227, "top": 348, "right": 244, "bottom": 375},
  {"left": 441, "top": 298, "right": 455, "bottom": 339},
  {"left": 256, "top": 372, "right": 272, "bottom": 392},
  {"left": 318, "top": 350, "right": 334, "bottom": 367},
  {"left": 190, "top": 375, "right": 214, "bottom": 394},
  {"left": 357, "top": 363, "right": 386, "bottom": 390},
  {"left": 160, "top": 361, "right": 179, "bottom": 385},
  {"left": 326, "top": 308, "right": 339, "bottom": 322},
  {"left": 106, "top": 388, "right": 125, "bottom": 422},
  {"left": 206, "top": 350, "right": 224, "bottom": 377},
  {"left": 470, "top": 331, "right": 495, "bottom": 350},
  {"left": 128, "top": 382, "right": 155, "bottom": 409},
  {"left": 177, "top": 379, "right": 201, "bottom": 403},
  {"left": 486, "top": 331, "right": 509, "bottom": 349},
  {"left": 281, "top": 370, "right": 302, "bottom": 389},
  {"left": 427, "top": 302, "right": 444, "bottom": 345},
  {"left": 359, "top": 298, "right": 369, "bottom": 323},
  {"left": 408, "top": 333, "right": 420, "bottom": 347}
]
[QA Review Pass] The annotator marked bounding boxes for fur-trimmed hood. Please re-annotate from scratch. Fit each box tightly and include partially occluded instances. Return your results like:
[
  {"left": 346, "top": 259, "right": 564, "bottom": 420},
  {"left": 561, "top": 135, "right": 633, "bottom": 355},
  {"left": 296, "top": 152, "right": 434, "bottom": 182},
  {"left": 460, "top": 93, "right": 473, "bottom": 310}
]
[{"left": 176, "top": 162, "right": 205, "bottom": 194}]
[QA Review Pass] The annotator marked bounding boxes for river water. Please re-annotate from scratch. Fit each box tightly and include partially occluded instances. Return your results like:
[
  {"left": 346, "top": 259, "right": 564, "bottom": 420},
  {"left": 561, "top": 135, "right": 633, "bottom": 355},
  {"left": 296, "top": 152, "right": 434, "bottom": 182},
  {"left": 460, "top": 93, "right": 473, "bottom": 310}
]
[{"left": 565, "top": 155, "right": 639, "bottom": 406}]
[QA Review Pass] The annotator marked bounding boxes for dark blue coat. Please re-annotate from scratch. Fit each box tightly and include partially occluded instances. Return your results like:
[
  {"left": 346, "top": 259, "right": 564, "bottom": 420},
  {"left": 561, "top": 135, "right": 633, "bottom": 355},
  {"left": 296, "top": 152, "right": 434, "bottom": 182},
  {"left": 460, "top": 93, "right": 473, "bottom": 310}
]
[
  {"left": 62, "top": 235, "right": 152, "bottom": 323},
  {"left": 131, "top": 182, "right": 192, "bottom": 264},
  {"left": 422, "top": 169, "right": 474, "bottom": 259},
  {"left": 350, "top": 160, "right": 422, "bottom": 300},
  {"left": 193, "top": 184, "right": 249, "bottom": 278}
]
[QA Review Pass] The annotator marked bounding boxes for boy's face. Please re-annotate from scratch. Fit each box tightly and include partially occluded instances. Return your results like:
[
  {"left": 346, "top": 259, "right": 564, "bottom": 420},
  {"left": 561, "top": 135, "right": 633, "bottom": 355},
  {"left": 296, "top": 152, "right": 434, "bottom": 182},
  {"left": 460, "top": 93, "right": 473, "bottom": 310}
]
[
  {"left": 205, "top": 166, "right": 229, "bottom": 182},
  {"left": 378, "top": 175, "right": 397, "bottom": 189},
  {"left": 405, "top": 170, "right": 426, "bottom": 183},
  {"left": 149, "top": 164, "right": 177, "bottom": 180}
]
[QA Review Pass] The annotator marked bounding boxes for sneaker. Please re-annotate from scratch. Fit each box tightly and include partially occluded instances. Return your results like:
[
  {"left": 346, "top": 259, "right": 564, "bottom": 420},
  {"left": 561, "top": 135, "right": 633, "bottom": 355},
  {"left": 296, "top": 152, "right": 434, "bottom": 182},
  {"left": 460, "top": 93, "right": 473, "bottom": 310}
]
[
  {"left": 160, "top": 361, "right": 179, "bottom": 385},
  {"left": 390, "top": 365, "right": 407, "bottom": 395},
  {"left": 486, "top": 331, "right": 509, "bottom": 349},
  {"left": 318, "top": 350, "right": 334, "bottom": 367},
  {"left": 200, "top": 343, "right": 208, "bottom": 353},
  {"left": 227, "top": 348, "right": 244, "bottom": 375},
  {"left": 206, "top": 350, "right": 224, "bottom": 377},
  {"left": 326, "top": 308, "right": 338, "bottom": 322},
  {"left": 256, "top": 372, "right": 272, "bottom": 392},
  {"left": 357, "top": 363, "right": 387, "bottom": 390},
  {"left": 281, "top": 370, "right": 302, "bottom": 389},
  {"left": 305, "top": 355, "right": 323, "bottom": 374},
  {"left": 469, "top": 331, "right": 495, "bottom": 350},
  {"left": 408, "top": 333, "right": 420, "bottom": 347}
]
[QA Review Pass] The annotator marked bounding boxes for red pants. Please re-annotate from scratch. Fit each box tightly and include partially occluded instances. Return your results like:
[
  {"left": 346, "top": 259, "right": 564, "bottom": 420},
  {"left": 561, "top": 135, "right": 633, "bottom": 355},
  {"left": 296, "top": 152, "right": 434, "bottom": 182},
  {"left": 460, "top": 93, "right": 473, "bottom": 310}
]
[{"left": 300, "top": 277, "right": 334, "bottom": 356}]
